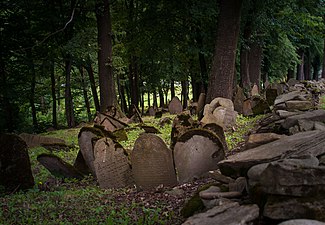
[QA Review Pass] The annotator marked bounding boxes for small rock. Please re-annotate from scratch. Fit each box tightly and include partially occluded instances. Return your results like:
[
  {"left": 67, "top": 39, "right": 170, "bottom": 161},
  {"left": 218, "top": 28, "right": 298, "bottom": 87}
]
[{"left": 278, "top": 219, "right": 325, "bottom": 225}]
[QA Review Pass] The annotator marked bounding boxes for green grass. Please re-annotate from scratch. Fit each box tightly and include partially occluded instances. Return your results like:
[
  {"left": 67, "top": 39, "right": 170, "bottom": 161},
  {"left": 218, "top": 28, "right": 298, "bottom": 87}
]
[{"left": 1, "top": 113, "right": 262, "bottom": 224}]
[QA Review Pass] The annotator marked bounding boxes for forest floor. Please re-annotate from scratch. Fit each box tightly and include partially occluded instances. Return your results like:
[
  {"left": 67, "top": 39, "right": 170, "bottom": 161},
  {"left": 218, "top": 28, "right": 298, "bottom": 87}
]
[{"left": 0, "top": 114, "right": 264, "bottom": 224}]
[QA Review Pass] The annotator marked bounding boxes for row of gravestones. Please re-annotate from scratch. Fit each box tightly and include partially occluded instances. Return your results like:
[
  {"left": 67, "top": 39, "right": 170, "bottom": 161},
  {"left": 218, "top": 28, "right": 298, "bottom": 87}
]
[{"left": 78, "top": 120, "right": 227, "bottom": 190}]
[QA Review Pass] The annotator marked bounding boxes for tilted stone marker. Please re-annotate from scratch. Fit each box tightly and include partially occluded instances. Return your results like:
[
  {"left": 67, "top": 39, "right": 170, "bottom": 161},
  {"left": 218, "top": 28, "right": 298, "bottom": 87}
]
[
  {"left": 0, "top": 133, "right": 34, "bottom": 192},
  {"left": 37, "top": 153, "right": 84, "bottom": 179},
  {"left": 131, "top": 133, "right": 177, "bottom": 190},
  {"left": 78, "top": 127, "right": 105, "bottom": 177},
  {"left": 94, "top": 137, "right": 134, "bottom": 189},
  {"left": 174, "top": 129, "right": 225, "bottom": 183},
  {"left": 168, "top": 96, "right": 183, "bottom": 114}
]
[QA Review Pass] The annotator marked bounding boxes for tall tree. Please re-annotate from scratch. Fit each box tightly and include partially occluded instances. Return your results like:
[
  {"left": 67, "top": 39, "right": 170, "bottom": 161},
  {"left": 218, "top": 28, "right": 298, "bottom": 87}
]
[
  {"left": 206, "top": 0, "right": 243, "bottom": 103},
  {"left": 96, "top": 0, "right": 116, "bottom": 112}
]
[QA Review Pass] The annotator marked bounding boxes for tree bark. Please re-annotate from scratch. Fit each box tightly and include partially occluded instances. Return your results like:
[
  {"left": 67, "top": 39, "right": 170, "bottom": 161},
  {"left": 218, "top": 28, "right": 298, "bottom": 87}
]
[
  {"left": 96, "top": 0, "right": 116, "bottom": 112},
  {"left": 79, "top": 67, "right": 92, "bottom": 122},
  {"left": 312, "top": 55, "right": 321, "bottom": 81},
  {"left": 287, "top": 69, "right": 295, "bottom": 81},
  {"left": 64, "top": 57, "right": 75, "bottom": 128},
  {"left": 296, "top": 49, "right": 305, "bottom": 80},
  {"left": 304, "top": 49, "right": 311, "bottom": 80},
  {"left": 170, "top": 80, "right": 175, "bottom": 98},
  {"left": 196, "top": 28, "right": 208, "bottom": 93},
  {"left": 117, "top": 73, "right": 128, "bottom": 113},
  {"left": 322, "top": 39, "right": 325, "bottom": 79},
  {"left": 147, "top": 91, "right": 151, "bottom": 108},
  {"left": 27, "top": 50, "right": 38, "bottom": 130},
  {"left": 181, "top": 80, "right": 188, "bottom": 109},
  {"left": 240, "top": 46, "right": 250, "bottom": 91},
  {"left": 249, "top": 42, "right": 263, "bottom": 88},
  {"left": 128, "top": 56, "right": 139, "bottom": 112},
  {"left": 206, "top": 0, "right": 243, "bottom": 103},
  {"left": 153, "top": 88, "right": 158, "bottom": 108},
  {"left": 84, "top": 60, "right": 100, "bottom": 112},
  {"left": 50, "top": 59, "right": 57, "bottom": 129},
  {"left": 158, "top": 87, "right": 164, "bottom": 108}
]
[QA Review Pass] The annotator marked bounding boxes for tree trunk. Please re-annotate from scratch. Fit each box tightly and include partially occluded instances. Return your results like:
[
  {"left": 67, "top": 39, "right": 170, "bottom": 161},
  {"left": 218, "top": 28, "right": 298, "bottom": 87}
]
[
  {"left": 287, "top": 69, "right": 294, "bottom": 81},
  {"left": 50, "top": 59, "right": 57, "bottom": 129},
  {"left": 322, "top": 38, "right": 325, "bottom": 79},
  {"left": 196, "top": 28, "right": 208, "bottom": 93},
  {"left": 296, "top": 50, "right": 305, "bottom": 80},
  {"left": 240, "top": 46, "right": 250, "bottom": 91},
  {"left": 249, "top": 42, "right": 263, "bottom": 88},
  {"left": 64, "top": 57, "right": 75, "bottom": 128},
  {"left": 206, "top": 0, "right": 243, "bottom": 103},
  {"left": 117, "top": 73, "right": 128, "bottom": 113},
  {"left": 79, "top": 67, "right": 92, "bottom": 122},
  {"left": 96, "top": 0, "right": 116, "bottom": 112},
  {"left": 170, "top": 80, "right": 175, "bottom": 98},
  {"left": 153, "top": 88, "right": 158, "bottom": 109},
  {"left": 181, "top": 80, "right": 188, "bottom": 109},
  {"left": 304, "top": 49, "right": 311, "bottom": 80},
  {"left": 128, "top": 56, "right": 139, "bottom": 112},
  {"left": 312, "top": 55, "right": 321, "bottom": 81},
  {"left": 84, "top": 60, "right": 100, "bottom": 112},
  {"left": 147, "top": 91, "right": 151, "bottom": 108},
  {"left": 27, "top": 50, "right": 38, "bottom": 130},
  {"left": 158, "top": 87, "right": 164, "bottom": 108}
]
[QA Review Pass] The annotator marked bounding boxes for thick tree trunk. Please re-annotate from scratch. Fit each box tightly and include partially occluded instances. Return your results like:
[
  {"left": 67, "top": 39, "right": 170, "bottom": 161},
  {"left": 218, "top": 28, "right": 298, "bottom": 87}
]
[
  {"left": 64, "top": 57, "right": 75, "bottom": 128},
  {"left": 50, "top": 59, "right": 57, "bottom": 129},
  {"left": 196, "top": 28, "right": 208, "bottom": 93},
  {"left": 191, "top": 75, "right": 201, "bottom": 102},
  {"left": 206, "top": 0, "right": 243, "bottom": 103},
  {"left": 96, "top": 0, "right": 116, "bottom": 112},
  {"left": 296, "top": 50, "right": 305, "bottom": 80},
  {"left": 249, "top": 42, "right": 263, "bottom": 88},
  {"left": 170, "top": 80, "right": 175, "bottom": 98},
  {"left": 84, "top": 61, "right": 100, "bottom": 112},
  {"left": 79, "top": 67, "right": 92, "bottom": 122}
]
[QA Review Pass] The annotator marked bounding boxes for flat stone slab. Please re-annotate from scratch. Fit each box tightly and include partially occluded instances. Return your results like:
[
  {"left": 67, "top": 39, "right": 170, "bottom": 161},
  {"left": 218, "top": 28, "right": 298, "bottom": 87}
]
[
  {"left": 182, "top": 201, "right": 259, "bottom": 225},
  {"left": 278, "top": 219, "right": 325, "bottom": 225},
  {"left": 19, "top": 133, "right": 65, "bottom": 148},
  {"left": 274, "top": 91, "right": 301, "bottom": 105},
  {"left": 263, "top": 196, "right": 325, "bottom": 221},
  {"left": 281, "top": 109, "right": 325, "bottom": 129},
  {"left": 218, "top": 130, "right": 325, "bottom": 177}
]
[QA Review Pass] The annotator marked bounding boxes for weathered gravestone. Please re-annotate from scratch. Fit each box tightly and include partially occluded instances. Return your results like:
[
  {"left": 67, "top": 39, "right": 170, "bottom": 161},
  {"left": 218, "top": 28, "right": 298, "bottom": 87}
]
[
  {"left": 37, "top": 153, "right": 84, "bottom": 179},
  {"left": 78, "top": 127, "right": 105, "bottom": 177},
  {"left": 94, "top": 112, "right": 128, "bottom": 132},
  {"left": 251, "top": 84, "right": 259, "bottom": 96},
  {"left": 0, "top": 133, "right": 34, "bottom": 192},
  {"left": 174, "top": 129, "right": 225, "bottom": 183},
  {"left": 94, "top": 137, "right": 134, "bottom": 189},
  {"left": 233, "top": 86, "right": 245, "bottom": 114},
  {"left": 74, "top": 150, "right": 91, "bottom": 176},
  {"left": 131, "top": 133, "right": 177, "bottom": 190},
  {"left": 148, "top": 106, "right": 156, "bottom": 117},
  {"left": 19, "top": 133, "right": 66, "bottom": 148},
  {"left": 168, "top": 96, "right": 183, "bottom": 114}
]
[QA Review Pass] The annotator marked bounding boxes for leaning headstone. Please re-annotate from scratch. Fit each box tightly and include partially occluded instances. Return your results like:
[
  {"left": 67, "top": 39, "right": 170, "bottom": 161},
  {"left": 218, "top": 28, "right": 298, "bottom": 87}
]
[
  {"left": 242, "top": 99, "right": 253, "bottom": 116},
  {"left": 148, "top": 106, "right": 156, "bottom": 117},
  {"left": 73, "top": 150, "right": 91, "bottom": 176},
  {"left": 94, "top": 137, "right": 134, "bottom": 189},
  {"left": 212, "top": 106, "right": 238, "bottom": 129},
  {"left": 202, "top": 123, "right": 228, "bottom": 151},
  {"left": 37, "top": 153, "right": 84, "bottom": 179},
  {"left": 174, "top": 129, "right": 225, "bottom": 183},
  {"left": 168, "top": 96, "right": 183, "bottom": 114},
  {"left": 0, "top": 133, "right": 34, "bottom": 192},
  {"left": 131, "top": 133, "right": 177, "bottom": 190},
  {"left": 19, "top": 133, "right": 65, "bottom": 148},
  {"left": 197, "top": 93, "right": 206, "bottom": 117},
  {"left": 78, "top": 127, "right": 104, "bottom": 176}
]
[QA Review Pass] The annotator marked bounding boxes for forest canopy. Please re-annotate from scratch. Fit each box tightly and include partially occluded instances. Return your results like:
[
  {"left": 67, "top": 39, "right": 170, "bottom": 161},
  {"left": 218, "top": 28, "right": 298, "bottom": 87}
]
[{"left": 0, "top": 0, "right": 324, "bottom": 132}]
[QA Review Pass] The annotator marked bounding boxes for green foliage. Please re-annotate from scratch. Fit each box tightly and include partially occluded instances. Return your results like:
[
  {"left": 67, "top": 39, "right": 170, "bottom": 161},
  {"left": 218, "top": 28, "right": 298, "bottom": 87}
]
[
  {"left": 225, "top": 114, "right": 264, "bottom": 150},
  {"left": 320, "top": 95, "right": 325, "bottom": 110}
]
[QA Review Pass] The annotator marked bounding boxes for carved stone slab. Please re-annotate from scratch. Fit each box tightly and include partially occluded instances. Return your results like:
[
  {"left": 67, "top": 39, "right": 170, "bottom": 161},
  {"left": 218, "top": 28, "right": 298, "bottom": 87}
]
[
  {"left": 168, "top": 96, "right": 183, "bottom": 114},
  {"left": 94, "top": 138, "right": 134, "bottom": 189},
  {"left": 131, "top": 133, "right": 177, "bottom": 190},
  {"left": 174, "top": 129, "right": 225, "bottom": 183}
]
